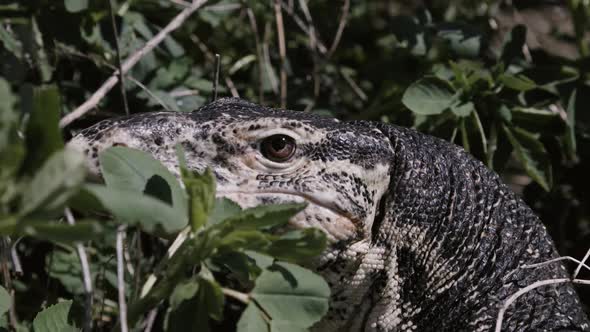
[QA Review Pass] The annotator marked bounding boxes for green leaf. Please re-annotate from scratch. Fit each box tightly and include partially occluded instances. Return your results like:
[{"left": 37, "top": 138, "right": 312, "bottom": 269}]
[
  {"left": 64, "top": 0, "right": 88, "bottom": 12},
  {"left": 219, "top": 230, "right": 271, "bottom": 250},
  {"left": 0, "top": 286, "right": 11, "bottom": 316},
  {"left": 33, "top": 300, "right": 78, "bottom": 332},
  {"left": 83, "top": 184, "right": 187, "bottom": 233},
  {"left": 251, "top": 262, "right": 330, "bottom": 328},
  {"left": 229, "top": 203, "right": 306, "bottom": 230},
  {"left": 499, "top": 73, "right": 536, "bottom": 91},
  {"left": 182, "top": 168, "right": 216, "bottom": 231},
  {"left": 23, "top": 85, "right": 64, "bottom": 173},
  {"left": 20, "top": 220, "right": 103, "bottom": 244},
  {"left": 20, "top": 148, "right": 86, "bottom": 217},
  {"left": 0, "top": 25, "right": 22, "bottom": 59},
  {"left": 99, "top": 146, "right": 186, "bottom": 213},
  {"left": 237, "top": 303, "right": 269, "bottom": 332},
  {"left": 169, "top": 278, "right": 200, "bottom": 309},
  {"left": 436, "top": 23, "right": 481, "bottom": 57},
  {"left": 270, "top": 321, "right": 308, "bottom": 332},
  {"left": 0, "top": 78, "right": 23, "bottom": 182},
  {"left": 208, "top": 198, "right": 242, "bottom": 225},
  {"left": 402, "top": 77, "right": 456, "bottom": 115},
  {"left": 245, "top": 251, "right": 275, "bottom": 270},
  {"left": 266, "top": 229, "right": 327, "bottom": 263},
  {"left": 450, "top": 101, "right": 474, "bottom": 118},
  {"left": 502, "top": 125, "right": 552, "bottom": 191},
  {"left": 564, "top": 90, "right": 577, "bottom": 161}
]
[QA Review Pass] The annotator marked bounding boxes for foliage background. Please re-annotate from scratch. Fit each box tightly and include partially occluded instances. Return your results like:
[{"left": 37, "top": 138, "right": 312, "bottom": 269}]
[{"left": 0, "top": 0, "right": 589, "bottom": 329}]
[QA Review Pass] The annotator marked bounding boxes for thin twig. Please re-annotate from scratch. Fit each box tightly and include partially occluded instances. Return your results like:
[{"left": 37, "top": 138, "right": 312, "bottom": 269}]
[
  {"left": 1, "top": 238, "right": 17, "bottom": 329},
  {"left": 574, "top": 247, "right": 590, "bottom": 279},
  {"left": 213, "top": 54, "right": 221, "bottom": 101},
  {"left": 190, "top": 34, "right": 240, "bottom": 99},
  {"left": 221, "top": 287, "right": 250, "bottom": 305},
  {"left": 143, "top": 308, "right": 158, "bottom": 332},
  {"left": 60, "top": 0, "right": 209, "bottom": 128},
  {"left": 274, "top": 0, "right": 287, "bottom": 108},
  {"left": 108, "top": 0, "right": 130, "bottom": 116},
  {"left": 117, "top": 225, "right": 129, "bottom": 332},
  {"left": 225, "top": 77, "right": 239, "bottom": 97},
  {"left": 327, "top": 0, "right": 350, "bottom": 58},
  {"left": 279, "top": 0, "right": 327, "bottom": 54},
  {"left": 340, "top": 68, "right": 367, "bottom": 101},
  {"left": 8, "top": 237, "right": 22, "bottom": 276},
  {"left": 65, "top": 208, "right": 93, "bottom": 332},
  {"left": 246, "top": 7, "right": 265, "bottom": 103},
  {"left": 297, "top": 0, "right": 319, "bottom": 111},
  {"left": 55, "top": 43, "right": 174, "bottom": 112},
  {"left": 495, "top": 278, "right": 590, "bottom": 332}
]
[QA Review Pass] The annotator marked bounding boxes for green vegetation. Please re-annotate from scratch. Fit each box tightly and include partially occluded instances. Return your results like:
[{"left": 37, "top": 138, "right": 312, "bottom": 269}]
[{"left": 0, "top": 0, "right": 589, "bottom": 330}]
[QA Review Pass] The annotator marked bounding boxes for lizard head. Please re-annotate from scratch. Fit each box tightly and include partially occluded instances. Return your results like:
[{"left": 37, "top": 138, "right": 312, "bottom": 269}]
[{"left": 68, "top": 98, "right": 393, "bottom": 252}]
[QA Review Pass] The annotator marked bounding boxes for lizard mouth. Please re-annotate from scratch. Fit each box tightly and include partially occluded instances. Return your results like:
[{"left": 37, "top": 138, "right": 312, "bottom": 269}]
[{"left": 216, "top": 190, "right": 361, "bottom": 242}]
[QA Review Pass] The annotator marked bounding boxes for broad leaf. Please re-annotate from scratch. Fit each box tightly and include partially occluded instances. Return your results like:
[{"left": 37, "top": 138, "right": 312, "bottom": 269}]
[
  {"left": 99, "top": 146, "right": 186, "bottom": 213},
  {"left": 0, "top": 286, "right": 10, "bottom": 316},
  {"left": 402, "top": 77, "right": 456, "bottom": 115},
  {"left": 83, "top": 184, "right": 187, "bottom": 233},
  {"left": 266, "top": 229, "right": 327, "bottom": 263},
  {"left": 32, "top": 300, "right": 78, "bottom": 332},
  {"left": 208, "top": 198, "right": 242, "bottom": 225},
  {"left": 20, "top": 148, "right": 86, "bottom": 217},
  {"left": 64, "top": 0, "right": 88, "bottom": 12},
  {"left": 23, "top": 85, "right": 64, "bottom": 173},
  {"left": 251, "top": 262, "right": 330, "bottom": 328},
  {"left": 237, "top": 303, "right": 268, "bottom": 332},
  {"left": 21, "top": 220, "right": 103, "bottom": 244}
]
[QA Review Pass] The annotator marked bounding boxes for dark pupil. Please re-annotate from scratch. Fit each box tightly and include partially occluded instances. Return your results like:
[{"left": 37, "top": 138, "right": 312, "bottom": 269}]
[{"left": 271, "top": 137, "right": 288, "bottom": 151}]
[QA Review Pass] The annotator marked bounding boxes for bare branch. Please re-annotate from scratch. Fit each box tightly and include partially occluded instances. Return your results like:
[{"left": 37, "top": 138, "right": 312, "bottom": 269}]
[
  {"left": 108, "top": 0, "right": 130, "bottom": 116},
  {"left": 274, "top": 0, "right": 288, "bottom": 108},
  {"left": 279, "top": 1, "right": 328, "bottom": 54},
  {"left": 65, "top": 208, "right": 93, "bottom": 332},
  {"left": 297, "top": 0, "right": 320, "bottom": 110},
  {"left": 60, "top": 0, "right": 209, "bottom": 128},
  {"left": 8, "top": 237, "right": 22, "bottom": 276},
  {"left": 225, "top": 77, "right": 239, "bottom": 97},
  {"left": 213, "top": 54, "right": 221, "bottom": 101},
  {"left": 574, "top": 247, "right": 590, "bottom": 279},
  {"left": 143, "top": 308, "right": 158, "bottom": 332},
  {"left": 340, "top": 68, "right": 367, "bottom": 101},
  {"left": 246, "top": 7, "right": 265, "bottom": 103},
  {"left": 117, "top": 225, "right": 129, "bottom": 332},
  {"left": 327, "top": 0, "right": 350, "bottom": 58},
  {"left": 221, "top": 287, "right": 250, "bottom": 305}
]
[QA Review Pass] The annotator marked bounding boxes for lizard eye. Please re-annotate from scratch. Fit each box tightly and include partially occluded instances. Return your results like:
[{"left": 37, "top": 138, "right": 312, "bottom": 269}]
[{"left": 260, "top": 134, "right": 296, "bottom": 162}]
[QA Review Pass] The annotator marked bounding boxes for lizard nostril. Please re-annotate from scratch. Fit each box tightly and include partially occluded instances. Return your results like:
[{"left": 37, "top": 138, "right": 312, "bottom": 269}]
[{"left": 154, "top": 137, "right": 163, "bottom": 146}]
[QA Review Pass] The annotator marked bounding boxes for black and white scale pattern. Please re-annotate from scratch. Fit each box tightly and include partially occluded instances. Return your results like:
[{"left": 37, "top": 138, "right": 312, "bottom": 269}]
[{"left": 69, "top": 98, "right": 589, "bottom": 331}]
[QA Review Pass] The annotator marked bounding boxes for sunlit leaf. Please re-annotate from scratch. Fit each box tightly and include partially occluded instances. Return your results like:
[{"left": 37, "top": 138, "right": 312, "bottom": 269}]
[
  {"left": 402, "top": 77, "right": 456, "bottom": 115},
  {"left": 32, "top": 300, "right": 78, "bottom": 332}
]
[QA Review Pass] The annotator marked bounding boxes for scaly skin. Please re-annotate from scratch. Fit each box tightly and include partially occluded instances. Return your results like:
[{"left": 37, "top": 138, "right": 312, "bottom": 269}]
[{"left": 68, "top": 98, "right": 589, "bottom": 331}]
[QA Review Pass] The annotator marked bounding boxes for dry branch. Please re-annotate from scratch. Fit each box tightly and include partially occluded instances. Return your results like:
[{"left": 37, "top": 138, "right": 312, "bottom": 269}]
[
  {"left": 274, "top": 0, "right": 288, "bottom": 108},
  {"left": 65, "top": 208, "right": 93, "bottom": 332},
  {"left": 59, "top": 0, "right": 209, "bottom": 128}
]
